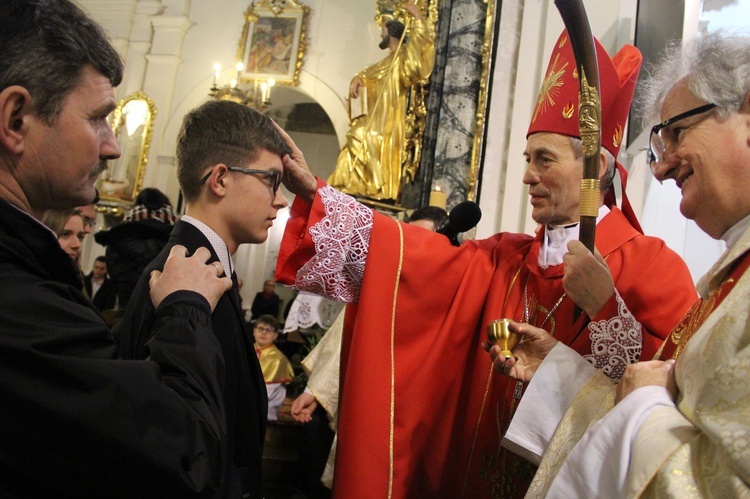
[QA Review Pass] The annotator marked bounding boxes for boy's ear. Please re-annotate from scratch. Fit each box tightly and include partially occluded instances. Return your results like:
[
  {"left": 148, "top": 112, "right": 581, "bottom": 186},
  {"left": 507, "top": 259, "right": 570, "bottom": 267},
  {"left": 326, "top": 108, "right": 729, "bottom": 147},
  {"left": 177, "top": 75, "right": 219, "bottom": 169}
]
[{"left": 204, "top": 163, "right": 229, "bottom": 197}]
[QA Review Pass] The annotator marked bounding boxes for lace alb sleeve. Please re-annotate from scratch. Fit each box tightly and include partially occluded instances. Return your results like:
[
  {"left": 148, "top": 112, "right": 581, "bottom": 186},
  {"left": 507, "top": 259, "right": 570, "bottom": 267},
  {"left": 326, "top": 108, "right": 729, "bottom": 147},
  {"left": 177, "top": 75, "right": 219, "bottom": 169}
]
[
  {"left": 584, "top": 290, "right": 643, "bottom": 382},
  {"left": 295, "top": 185, "right": 373, "bottom": 302}
]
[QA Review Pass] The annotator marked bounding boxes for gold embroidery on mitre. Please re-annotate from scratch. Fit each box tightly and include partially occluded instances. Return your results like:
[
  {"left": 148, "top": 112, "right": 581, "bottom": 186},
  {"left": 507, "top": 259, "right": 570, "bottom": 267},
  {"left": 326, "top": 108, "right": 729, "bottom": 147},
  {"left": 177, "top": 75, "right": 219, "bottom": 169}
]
[
  {"left": 562, "top": 102, "right": 575, "bottom": 119},
  {"left": 613, "top": 124, "right": 623, "bottom": 148},
  {"left": 558, "top": 35, "right": 568, "bottom": 49},
  {"left": 573, "top": 67, "right": 579, "bottom": 80},
  {"left": 532, "top": 53, "right": 568, "bottom": 123}
]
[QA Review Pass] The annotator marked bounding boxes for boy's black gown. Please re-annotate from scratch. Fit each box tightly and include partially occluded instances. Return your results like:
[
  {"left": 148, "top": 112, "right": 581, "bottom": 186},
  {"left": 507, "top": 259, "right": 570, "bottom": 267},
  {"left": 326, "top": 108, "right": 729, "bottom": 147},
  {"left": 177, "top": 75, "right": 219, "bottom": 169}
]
[{"left": 116, "top": 220, "right": 267, "bottom": 498}]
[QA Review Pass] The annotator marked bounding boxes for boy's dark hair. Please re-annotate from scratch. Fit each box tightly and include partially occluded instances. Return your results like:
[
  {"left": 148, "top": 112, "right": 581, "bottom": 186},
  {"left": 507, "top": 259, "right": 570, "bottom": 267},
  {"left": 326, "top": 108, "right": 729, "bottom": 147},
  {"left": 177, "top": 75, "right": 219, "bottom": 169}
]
[
  {"left": 176, "top": 100, "right": 291, "bottom": 201},
  {"left": 0, "top": 0, "right": 123, "bottom": 124},
  {"left": 408, "top": 206, "right": 448, "bottom": 227},
  {"left": 133, "top": 188, "right": 172, "bottom": 210},
  {"left": 255, "top": 314, "right": 278, "bottom": 331}
]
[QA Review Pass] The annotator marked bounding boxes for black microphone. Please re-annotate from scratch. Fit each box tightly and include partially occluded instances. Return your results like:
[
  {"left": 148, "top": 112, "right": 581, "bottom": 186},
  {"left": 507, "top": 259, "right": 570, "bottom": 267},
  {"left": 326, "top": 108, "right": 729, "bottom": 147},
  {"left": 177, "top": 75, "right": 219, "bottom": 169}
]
[{"left": 436, "top": 201, "right": 482, "bottom": 246}]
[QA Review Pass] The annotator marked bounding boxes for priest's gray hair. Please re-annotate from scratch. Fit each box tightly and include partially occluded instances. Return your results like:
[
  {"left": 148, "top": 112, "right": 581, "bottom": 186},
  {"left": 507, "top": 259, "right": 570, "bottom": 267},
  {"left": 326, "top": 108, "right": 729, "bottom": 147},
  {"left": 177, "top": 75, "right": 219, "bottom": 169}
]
[
  {"left": 640, "top": 31, "right": 750, "bottom": 125},
  {"left": 568, "top": 137, "right": 617, "bottom": 193}
]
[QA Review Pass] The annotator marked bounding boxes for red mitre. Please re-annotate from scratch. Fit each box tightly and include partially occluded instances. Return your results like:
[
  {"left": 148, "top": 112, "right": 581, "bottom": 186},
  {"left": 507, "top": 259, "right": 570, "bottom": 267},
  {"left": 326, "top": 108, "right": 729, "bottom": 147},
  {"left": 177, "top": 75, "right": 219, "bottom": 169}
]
[{"left": 527, "top": 30, "right": 644, "bottom": 231}]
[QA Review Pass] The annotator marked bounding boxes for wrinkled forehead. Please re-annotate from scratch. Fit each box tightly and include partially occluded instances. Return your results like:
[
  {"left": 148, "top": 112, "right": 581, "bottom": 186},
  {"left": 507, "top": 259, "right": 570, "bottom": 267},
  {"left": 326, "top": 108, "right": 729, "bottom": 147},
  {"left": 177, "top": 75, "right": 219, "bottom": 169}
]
[
  {"left": 524, "top": 132, "right": 576, "bottom": 157},
  {"left": 660, "top": 79, "right": 698, "bottom": 120}
]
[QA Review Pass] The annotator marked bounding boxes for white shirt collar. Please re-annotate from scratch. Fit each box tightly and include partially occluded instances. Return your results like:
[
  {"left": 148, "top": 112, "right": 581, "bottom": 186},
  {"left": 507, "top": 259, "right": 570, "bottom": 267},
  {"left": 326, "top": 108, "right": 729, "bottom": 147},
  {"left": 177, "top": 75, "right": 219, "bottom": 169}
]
[
  {"left": 180, "top": 214, "right": 234, "bottom": 276},
  {"left": 721, "top": 213, "right": 750, "bottom": 252},
  {"left": 539, "top": 205, "right": 610, "bottom": 269}
]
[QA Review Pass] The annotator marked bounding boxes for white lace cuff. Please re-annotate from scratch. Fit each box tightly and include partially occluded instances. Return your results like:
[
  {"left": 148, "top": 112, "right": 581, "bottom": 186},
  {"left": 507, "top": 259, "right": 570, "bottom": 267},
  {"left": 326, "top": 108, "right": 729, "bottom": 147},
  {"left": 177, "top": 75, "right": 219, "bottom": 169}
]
[
  {"left": 583, "top": 290, "right": 642, "bottom": 382},
  {"left": 295, "top": 185, "right": 373, "bottom": 302}
]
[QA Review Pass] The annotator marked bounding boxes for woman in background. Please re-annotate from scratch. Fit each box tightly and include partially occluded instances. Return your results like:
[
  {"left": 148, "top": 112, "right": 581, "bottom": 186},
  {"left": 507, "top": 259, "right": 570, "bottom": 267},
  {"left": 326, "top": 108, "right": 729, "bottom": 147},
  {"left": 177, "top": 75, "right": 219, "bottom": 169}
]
[{"left": 41, "top": 209, "right": 86, "bottom": 261}]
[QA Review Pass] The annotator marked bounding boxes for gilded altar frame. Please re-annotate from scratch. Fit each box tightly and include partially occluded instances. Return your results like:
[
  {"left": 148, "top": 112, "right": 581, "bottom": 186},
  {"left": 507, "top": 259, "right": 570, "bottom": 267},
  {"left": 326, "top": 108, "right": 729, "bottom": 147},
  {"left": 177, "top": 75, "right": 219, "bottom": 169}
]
[
  {"left": 98, "top": 91, "right": 157, "bottom": 205},
  {"left": 468, "top": 0, "right": 497, "bottom": 201}
]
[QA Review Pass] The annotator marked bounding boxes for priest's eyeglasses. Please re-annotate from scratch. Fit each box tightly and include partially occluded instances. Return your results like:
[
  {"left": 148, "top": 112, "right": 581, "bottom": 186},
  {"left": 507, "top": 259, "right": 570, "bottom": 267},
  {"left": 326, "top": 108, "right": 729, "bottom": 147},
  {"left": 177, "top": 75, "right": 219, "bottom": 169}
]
[
  {"left": 199, "top": 166, "right": 282, "bottom": 194},
  {"left": 648, "top": 103, "right": 717, "bottom": 171}
]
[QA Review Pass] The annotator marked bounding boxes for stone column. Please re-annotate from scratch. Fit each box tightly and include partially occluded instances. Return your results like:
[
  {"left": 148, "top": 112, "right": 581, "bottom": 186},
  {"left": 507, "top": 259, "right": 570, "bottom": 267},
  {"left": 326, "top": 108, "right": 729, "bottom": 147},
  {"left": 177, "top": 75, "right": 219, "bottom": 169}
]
[{"left": 141, "top": 13, "right": 194, "bottom": 192}]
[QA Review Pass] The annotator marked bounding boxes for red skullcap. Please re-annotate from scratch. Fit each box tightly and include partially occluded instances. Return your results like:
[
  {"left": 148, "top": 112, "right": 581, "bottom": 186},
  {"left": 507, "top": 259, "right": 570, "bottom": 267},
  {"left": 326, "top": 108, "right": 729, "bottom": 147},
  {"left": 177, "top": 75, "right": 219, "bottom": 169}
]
[{"left": 527, "top": 31, "right": 644, "bottom": 232}]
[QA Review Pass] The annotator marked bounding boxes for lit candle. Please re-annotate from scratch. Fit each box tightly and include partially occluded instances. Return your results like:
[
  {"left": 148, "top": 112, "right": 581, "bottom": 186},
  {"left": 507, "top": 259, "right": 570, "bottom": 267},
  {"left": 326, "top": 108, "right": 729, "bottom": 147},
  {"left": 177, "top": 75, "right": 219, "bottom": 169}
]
[
  {"left": 213, "top": 63, "right": 221, "bottom": 85},
  {"left": 429, "top": 187, "right": 447, "bottom": 209},
  {"left": 230, "top": 78, "right": 237, "bottom": 89},
  {"left": 266, "top": 78, "right": 275, "bottom": 103},
  {"left": 235, "top": 61, "right": 244, "bottom": 79},
  {"left": 260, "top": 81, "right": 269, "bottom": 103}
]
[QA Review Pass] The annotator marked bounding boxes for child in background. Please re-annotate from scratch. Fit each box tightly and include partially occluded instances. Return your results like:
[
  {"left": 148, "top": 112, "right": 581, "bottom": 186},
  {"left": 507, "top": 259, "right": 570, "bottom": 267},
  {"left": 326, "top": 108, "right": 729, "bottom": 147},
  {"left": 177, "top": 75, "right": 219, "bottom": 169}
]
[{"left": 253, "top": 314, "right": 294, "bottom": 420}]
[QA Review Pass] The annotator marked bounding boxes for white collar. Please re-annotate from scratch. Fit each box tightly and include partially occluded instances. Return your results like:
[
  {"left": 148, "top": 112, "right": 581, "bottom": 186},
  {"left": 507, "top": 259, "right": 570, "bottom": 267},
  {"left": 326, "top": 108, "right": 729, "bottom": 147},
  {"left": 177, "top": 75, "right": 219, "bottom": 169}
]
[
  {"left": 721, "top": 213, "right": 750, "bottom": 252},
  {"left": 181, "top": 215, "right": 234, "bottom": 276},
  {"left": 539, "top": 205, "right": 610, "bottom": 269}
]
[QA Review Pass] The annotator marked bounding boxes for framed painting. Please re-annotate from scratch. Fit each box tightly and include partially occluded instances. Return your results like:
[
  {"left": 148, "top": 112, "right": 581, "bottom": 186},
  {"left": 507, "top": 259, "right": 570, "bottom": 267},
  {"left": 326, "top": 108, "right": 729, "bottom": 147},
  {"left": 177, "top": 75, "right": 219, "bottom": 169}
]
[
  {"left": 98, "top": 91, "right": 157, "bottom": 205},
  {"left": 236, "top": 0, "right": 309, "bottom": 85}
]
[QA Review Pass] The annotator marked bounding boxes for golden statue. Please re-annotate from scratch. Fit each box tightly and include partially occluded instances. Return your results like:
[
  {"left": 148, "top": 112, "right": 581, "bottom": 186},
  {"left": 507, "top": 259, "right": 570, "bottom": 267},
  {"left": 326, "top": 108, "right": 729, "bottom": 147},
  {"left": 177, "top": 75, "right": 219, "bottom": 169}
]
[{"left": 328, "top": 0, "right": 436, "bottom": 202}]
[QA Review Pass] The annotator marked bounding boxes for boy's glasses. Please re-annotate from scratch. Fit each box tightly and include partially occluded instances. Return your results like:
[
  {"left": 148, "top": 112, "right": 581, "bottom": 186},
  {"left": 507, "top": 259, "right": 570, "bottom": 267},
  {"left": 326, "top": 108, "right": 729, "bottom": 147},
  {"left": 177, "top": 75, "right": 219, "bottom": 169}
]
[{"left": 199, "top": 167, "right": 282, "bottom": 194}]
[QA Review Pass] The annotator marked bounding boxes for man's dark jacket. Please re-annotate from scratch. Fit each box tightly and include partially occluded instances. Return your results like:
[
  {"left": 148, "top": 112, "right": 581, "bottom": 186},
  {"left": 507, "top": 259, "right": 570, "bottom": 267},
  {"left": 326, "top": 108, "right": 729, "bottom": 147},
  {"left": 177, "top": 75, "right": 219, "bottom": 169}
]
[
  {"left": 250, "top": 291, "right": 280, "bottom": 321},
  {"left": 83, "top": 272, "right": 117, "bottom": 311},
  {"left": 0, "top": 199, "right": 227, "bottom": 497},
  {"left": 115, "top": 220, "right": 267, "bottom": 498}
]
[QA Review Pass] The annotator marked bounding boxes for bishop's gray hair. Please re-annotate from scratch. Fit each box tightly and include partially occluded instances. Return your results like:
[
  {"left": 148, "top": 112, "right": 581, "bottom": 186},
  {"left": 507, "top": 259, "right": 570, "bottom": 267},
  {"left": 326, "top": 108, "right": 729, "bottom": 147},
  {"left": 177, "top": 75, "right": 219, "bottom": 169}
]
[{"left": 568, "top": 137, "right": 617, "bottom": 193}]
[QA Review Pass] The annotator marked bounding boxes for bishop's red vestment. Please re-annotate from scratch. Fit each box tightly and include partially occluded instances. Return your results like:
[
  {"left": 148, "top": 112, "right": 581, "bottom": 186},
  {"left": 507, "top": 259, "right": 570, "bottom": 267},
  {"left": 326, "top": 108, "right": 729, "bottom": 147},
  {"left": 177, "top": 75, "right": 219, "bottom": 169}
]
[{"left": 276, "top": 183, "right": 696, "bottom": 498}]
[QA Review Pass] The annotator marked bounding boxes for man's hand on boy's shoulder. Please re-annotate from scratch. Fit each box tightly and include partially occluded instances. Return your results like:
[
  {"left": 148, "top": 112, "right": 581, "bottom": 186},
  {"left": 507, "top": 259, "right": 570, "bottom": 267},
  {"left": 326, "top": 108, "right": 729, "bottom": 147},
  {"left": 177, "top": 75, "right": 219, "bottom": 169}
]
[{"left": 149, "top": 245, "right": 232, "bottom": 311}]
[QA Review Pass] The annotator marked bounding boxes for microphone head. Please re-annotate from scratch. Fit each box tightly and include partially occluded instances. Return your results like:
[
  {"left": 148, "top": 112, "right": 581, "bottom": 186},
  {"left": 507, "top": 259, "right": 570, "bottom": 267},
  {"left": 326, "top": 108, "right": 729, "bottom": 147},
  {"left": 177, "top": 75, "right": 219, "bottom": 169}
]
[
  {"left": 448, "top": 201, "right": 482, "bottom": 233},
  {"left": 435, "top": 201, "right": 482, "bottom": 246}
]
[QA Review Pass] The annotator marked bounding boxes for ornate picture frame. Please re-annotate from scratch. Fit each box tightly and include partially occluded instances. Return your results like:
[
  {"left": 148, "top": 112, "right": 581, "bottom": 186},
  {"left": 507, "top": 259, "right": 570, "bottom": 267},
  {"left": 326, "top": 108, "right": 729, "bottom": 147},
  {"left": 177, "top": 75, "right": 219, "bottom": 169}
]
[
  {"left": 236, "top": 0, "right": 309, "bottom": 85},
  {"left": 98, "top": 91, "right": 157, "bottom": 205}
]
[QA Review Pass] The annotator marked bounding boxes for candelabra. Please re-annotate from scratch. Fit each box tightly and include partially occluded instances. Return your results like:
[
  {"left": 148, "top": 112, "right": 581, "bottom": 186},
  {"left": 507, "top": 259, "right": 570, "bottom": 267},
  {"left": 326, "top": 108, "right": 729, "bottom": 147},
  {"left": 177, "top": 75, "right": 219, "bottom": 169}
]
[{"left": 209, "top": 62, "right": 275, "bottom": 112}]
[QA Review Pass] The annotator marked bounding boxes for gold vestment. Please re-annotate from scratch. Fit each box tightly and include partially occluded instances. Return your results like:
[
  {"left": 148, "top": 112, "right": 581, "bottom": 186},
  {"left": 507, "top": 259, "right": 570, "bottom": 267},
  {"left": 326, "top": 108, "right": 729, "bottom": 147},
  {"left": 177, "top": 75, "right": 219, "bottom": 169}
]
[{"left": 529, "top": 224, "right": 750, "bottom": 497}]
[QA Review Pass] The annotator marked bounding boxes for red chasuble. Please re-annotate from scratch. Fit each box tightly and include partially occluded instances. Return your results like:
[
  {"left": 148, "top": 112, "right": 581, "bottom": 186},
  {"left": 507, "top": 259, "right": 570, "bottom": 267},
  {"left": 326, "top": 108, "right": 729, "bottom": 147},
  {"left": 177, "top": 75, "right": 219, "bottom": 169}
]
[{"left": 276, "top": 188, "right": 697, "bottom": 498}]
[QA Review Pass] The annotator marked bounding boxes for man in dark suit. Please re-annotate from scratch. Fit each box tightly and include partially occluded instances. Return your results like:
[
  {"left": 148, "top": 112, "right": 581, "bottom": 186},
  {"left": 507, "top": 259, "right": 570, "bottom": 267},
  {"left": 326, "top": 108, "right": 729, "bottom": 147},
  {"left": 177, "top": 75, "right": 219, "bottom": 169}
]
[
  {"left": 115, "top": 100, "right": 291, "bottom": 498},
  {"left": 83, "top": 255, "right": 117, "bottom": 312},
  {"left": 250, "top": 279, "right": 280, "bottom": 321}
]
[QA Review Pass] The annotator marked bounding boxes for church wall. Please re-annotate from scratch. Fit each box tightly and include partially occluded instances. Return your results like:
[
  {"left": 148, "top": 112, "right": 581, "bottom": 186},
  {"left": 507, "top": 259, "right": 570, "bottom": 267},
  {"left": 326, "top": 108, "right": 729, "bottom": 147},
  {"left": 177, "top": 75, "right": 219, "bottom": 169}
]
[
  {"left": 75, "top": 0, "right": 376, "bottom": 301},
  {"left": 75, "top": 0, "right": 718, "bottom": 291}
]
